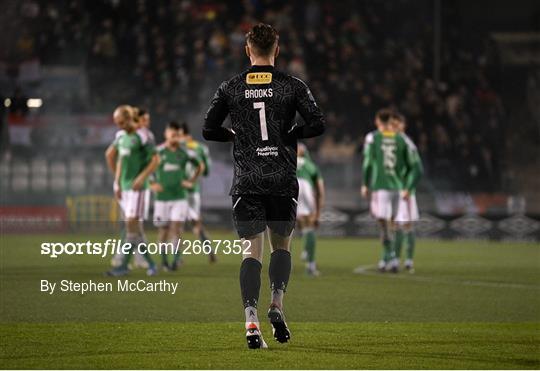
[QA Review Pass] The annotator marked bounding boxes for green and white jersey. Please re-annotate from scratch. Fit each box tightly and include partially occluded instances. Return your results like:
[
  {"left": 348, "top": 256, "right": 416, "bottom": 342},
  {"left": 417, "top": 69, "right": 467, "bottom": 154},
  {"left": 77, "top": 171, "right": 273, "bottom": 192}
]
[
  {"left": 114, "top": 128, "right": 156, "bottom": 191},
  {"left": 297, "top": 156, "right": 322, "bottom": 189},
  {"left": 362, "top": 130, "right": 419, "bottom": 191},
  {"left": 154, "top": 143, "right": 201, "bottom": 201},
  {"left": 399, "top": 133, "right": 423, "bottom": 194},
  {"left": 185, "top": 139, "right": 211, "bottom": 194}
]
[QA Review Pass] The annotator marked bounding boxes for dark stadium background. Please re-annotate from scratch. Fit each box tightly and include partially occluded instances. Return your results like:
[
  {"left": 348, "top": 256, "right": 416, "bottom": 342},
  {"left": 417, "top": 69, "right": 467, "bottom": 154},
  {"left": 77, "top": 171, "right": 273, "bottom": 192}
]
[{"left": 0, "top": 0, "right": 539, "bottom": 240}]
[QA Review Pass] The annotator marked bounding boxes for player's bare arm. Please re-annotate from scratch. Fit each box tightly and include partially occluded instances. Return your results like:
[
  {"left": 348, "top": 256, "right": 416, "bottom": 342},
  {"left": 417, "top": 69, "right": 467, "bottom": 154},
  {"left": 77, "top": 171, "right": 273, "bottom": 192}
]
[
  {"left": 314, "top": 178, "right": 325, "bottom": 227},
  {"left": 132, "top": 153, "right": 160, "bottom": 190},
  {"left": 361, "top": 132, "right": 374, "bottom": 198},
  {"left": 361, "top": 185, "right": 369, "bottom": 198},
  {"left": 105, "top": 145, "right": 117, "bottom": 174},
  {"left": 198, "top": 160, "right": 206, "bottom": 176},
  {"left": 182, "top": 161, "right": 203, "bottom": 189},
  {"left": 113, "top": 157, "right": 122, "bottom": 201},
  {"left": 149, "top": 181, "right": 163, "bottom": 193}
]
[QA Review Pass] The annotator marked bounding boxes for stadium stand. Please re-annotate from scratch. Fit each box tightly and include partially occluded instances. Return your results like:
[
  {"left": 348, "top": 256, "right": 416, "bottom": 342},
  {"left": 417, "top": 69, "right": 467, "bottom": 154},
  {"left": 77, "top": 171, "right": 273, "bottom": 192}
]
[{"left": 0, "top": 0, "right": 537, "bottom": 196}]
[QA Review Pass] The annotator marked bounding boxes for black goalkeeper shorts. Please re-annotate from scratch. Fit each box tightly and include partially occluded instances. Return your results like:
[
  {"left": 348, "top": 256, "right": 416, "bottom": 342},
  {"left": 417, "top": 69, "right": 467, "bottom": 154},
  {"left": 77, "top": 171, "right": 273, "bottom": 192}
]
[{"left": 232, "top": 194, "right": 298, "bottom": 238}]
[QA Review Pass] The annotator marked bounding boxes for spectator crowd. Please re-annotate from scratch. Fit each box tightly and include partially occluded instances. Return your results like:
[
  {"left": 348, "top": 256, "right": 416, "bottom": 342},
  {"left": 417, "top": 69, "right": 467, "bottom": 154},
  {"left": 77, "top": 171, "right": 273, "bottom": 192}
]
[{"left": 1, "top": 0, "right": 508, "bottom": 190}]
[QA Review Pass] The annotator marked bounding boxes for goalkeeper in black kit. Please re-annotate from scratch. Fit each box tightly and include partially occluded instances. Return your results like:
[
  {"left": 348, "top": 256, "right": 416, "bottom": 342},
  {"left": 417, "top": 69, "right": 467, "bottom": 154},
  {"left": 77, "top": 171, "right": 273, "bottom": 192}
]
[{"left": 203, "top": 23, "right": 325, "bottom": 349}]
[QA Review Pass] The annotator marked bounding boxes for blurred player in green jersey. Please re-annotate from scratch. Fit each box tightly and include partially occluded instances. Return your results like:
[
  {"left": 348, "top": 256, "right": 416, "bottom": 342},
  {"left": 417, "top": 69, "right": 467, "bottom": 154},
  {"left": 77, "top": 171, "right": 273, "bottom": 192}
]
[
  {"left": 361, "top": 108, "right": 420, "bottom": 272},
  {"left": 296, "top": 143, "right": 325, "bottom": 276},
  {"left": 151, "top": 121, "right": 203, "bottom": 271},
  {"left": 391, "top": 112, "right": 423, "bottom": 272},
  {"left": 105, "top": 108, "right": 127, "bottom": 268},
  {"left": 105, "top": 105, "right": 159, "bottom": 277},
  {"left": 105, "top": 107, "right": 153, "bottom": 269},
  {"left": 178, "top": 122, "right": 216, "bottom": 263}
]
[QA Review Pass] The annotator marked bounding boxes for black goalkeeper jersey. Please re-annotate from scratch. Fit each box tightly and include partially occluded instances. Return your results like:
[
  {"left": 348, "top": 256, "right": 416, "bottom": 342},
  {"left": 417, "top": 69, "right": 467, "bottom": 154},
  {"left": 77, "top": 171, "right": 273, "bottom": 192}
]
[{"left": 203, "top": 65, "right": 325, "bottom": 196}]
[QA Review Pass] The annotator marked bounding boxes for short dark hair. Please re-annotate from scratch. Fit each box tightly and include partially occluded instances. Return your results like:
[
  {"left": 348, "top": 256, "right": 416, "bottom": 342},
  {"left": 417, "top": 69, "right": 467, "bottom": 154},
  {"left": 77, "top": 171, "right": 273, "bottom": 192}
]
[
  {"left": 391, "top": 111, "right": 406, "bottom": 123},
  {"left": 246, "top": 23, "right": 279, "bottom": 56},
  {"left": 167, "top": 121, "right": 181, "bottom": 130},
  {"left": 178, "top": 121, "right": 190, "bottom": 134},
  {"left": 376, "top": 108, "right": 394, "bottom": 123},
  {"left": 137, "top": 107, "right": 148, "bottom": 116}
]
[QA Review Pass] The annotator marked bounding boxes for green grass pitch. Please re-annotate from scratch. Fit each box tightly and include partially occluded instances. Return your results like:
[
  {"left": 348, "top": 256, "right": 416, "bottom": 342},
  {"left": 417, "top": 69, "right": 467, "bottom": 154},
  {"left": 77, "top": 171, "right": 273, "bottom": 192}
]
[{"left": 1, "top": 232, "right": 539, "bottom": 369}]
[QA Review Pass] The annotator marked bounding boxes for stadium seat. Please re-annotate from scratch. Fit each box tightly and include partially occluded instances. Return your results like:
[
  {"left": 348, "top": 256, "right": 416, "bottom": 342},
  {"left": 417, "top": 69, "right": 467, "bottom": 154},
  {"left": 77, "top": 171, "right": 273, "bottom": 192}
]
[
  {"left": 69, "top": 158, "right": 86, "bottom": 175},
  {"left": 11, "top": 161, "right": 30, "bottom": 192},
  {"left": 49, "top": 161, "right": 67, "bottom": 192},
  {"left": 90, "top": 161, "right": 106, "bottom": 189},
  {"left": 69, "top": 158, "right": 87, "bottom": 192},
  {"left": 0, "top": 161, "right": 10, "bottom": 190},
  {"left": 31, "top": 158, "right": 49, "bottom": 191}
]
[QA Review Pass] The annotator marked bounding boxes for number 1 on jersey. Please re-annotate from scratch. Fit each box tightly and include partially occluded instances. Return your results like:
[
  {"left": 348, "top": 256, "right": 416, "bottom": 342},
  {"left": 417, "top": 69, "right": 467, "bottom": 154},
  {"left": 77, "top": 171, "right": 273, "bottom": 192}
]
[{"left": 253, "top": 102, "right": 268, "bottom": 141}]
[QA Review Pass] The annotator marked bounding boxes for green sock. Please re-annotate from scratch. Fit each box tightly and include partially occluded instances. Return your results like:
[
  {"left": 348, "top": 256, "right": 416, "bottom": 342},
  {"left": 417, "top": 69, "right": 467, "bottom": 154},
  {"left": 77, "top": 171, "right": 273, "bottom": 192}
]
[
  {"left": 161, "top": 252, "right": 169, "bottom": 266},
  {"left": 120, "top": 235, "right": 136, "bottom": 269},
  {"left": 121, "top": 235, "right": 155, "bottom": 269},
  {"left": 119, "top": 226, "right": 126, "bottom": 244},
  {"left": 199, "top": 229, "right": 209, "bottom": 243},
  {"left": 393, "top": 229, "right": 404, "bottom": 259},
  {"left": 382, "top": 239, "right": 392, "bottom": 262},
  {"left": 303, "top": 230, "right": 316, "bottom": 263},
  {"left": 139, "top": 236, "right": 155, "bottom": 268},
  {"left": 173, "top": 239, "right": 182, "bottom": 264},
  {"left": 405, "top": 231, "right": 415, "bottom": 260}
]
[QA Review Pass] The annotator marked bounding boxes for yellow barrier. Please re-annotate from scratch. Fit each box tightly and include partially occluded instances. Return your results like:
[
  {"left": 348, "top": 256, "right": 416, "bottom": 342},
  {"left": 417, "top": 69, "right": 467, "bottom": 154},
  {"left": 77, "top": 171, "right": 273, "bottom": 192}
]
[{"left": 66, "top": 195, "right": 119, "bottom": 229}]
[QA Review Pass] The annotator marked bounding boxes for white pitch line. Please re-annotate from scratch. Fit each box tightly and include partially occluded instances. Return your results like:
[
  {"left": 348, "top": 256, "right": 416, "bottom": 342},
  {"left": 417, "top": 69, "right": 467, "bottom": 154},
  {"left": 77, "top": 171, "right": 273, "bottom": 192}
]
[
  {"left": 352, "top": 265, "right": 375, "bottom": 274},
  {"left": 352, "top": 265, "right": 540, "bottom": 290}
]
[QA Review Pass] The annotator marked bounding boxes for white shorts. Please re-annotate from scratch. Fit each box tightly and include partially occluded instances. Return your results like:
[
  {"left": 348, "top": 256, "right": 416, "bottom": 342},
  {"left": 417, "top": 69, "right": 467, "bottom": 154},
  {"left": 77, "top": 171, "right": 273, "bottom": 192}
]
[
  {"left": 119, "top": 189, "right": 150, "bottom": 220},
  {"left": 370, "top": 190, "right": 399, "bottom": 221},
  {"left": 153, "top": 199, "right": 189, "bottom": 227},
  {"left": 395, "top": 194, "right": 419, "bottom": 223},
  {"left": 187, "top": 192, "right": 201, "bottom": 221},
  {"left": 297, "top": 178, "right": 316, "bottom": 217}
]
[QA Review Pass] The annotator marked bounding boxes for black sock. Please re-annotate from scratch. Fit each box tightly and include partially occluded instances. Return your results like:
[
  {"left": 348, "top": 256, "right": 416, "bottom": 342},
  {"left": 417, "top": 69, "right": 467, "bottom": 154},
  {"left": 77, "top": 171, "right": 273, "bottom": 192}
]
[
  {"left": 269, "top": 249, "right": 291, "bottom": 292},
  {"left": 240, "top": 258, "right": 262, "bottom": 308}
]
